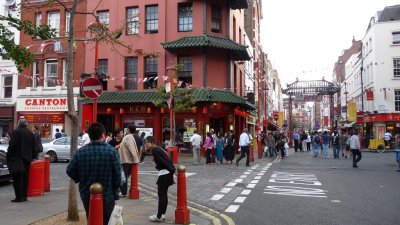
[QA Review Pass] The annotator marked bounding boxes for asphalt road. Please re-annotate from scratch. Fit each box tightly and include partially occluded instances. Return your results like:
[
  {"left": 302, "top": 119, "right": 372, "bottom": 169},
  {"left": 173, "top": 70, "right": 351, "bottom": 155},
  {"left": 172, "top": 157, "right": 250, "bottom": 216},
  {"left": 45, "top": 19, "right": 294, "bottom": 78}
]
[{"left": 229, "top": 151, "right": 400, "bottom": 225}]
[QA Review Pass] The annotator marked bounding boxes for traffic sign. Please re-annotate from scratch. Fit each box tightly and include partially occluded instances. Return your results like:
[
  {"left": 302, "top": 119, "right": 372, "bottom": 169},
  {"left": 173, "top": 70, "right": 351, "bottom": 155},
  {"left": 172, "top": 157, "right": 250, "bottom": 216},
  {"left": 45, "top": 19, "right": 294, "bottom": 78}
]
[{"left": 81, "top": 78, "right": 103, "bottom": 99}]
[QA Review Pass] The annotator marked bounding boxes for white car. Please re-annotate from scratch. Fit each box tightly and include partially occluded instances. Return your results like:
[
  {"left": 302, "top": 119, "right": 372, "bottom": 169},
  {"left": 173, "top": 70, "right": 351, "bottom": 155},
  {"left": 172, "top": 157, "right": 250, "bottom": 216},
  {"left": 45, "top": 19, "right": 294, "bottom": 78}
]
[
  {"left": 43, "top": 137, "right": 82, "bottom": 163},
  {"left": 0, "top": 144, "right": 11, "bottom": 182}
]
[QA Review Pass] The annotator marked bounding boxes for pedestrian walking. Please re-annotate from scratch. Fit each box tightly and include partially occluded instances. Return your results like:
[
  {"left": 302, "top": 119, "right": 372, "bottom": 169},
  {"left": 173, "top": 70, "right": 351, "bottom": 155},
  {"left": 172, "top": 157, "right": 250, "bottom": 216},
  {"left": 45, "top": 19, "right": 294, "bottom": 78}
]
[
  {"left": 339, "top": 131, "right": 349, "bottom": 158},
  {"left": 108, "top": 128, "right": 123, "bottom": 150},
  {"left": 331, "top": 131, "right": 340, "bottom": 158},
  {"left": 384, "top": 131, "right": 392, "bottom": 147},
  {"left": 6, "top": 118, "right": 36, "bottom": 202},
  {"left": 312, "top": 131, "right": 321, "bottom": 158},
  {"left": 66, "top": 123, "right": 121, "bottom": 224},
  {"left": 321, "top": 131, "right": 330, "bottom": 158},
  {"left": 395, "top": 134, "right": 400, "bottom": 171},
  {"left": 32, "top": 126, "right": 43, "bottom": 159},
  {"left": 293, "top": 131, "right": 300, "bottom": 152},
  {"left": 189, "top": 130, "right": 202, "bottom": 165},
  {"left": 81, "top": 128, "right": 90, "bottom": 146},
  {"left": 266, "top": 132, "right": 276, "bottom": 157},
  {"left": 306, "top": 133, "right": 311, "bottom": 151},
  {"left": 236, "top": 128, "right": 252, "bottom": 166},
  {"left": 53, "top": 128, "right": 62, "bottom": 140},
  {"left": 349, "top": 131, "right": 362, "bottom": 168},
  {"left": 210, "top": 129, "right": 217, "bottom": 163},
  {"left": 139, "top": 132, "right": 147, "bottom": 164},
  {"left": 216, "top": 133, "right": 224, "bottom": 164},
  {"left": 145, "top": 136, "right": 176, "bottom": 222},
  {"left": 224, "top": 131, "right": 235, "bottom": 164},
  {"left": 203, "top": 132, "right": 213, "bottom": 164},
  {"left": 118, "top": 124, "right": 141, "bottom": 197},
  {"left": 301, "top": 131, "right": 308, "bottom": 152}
]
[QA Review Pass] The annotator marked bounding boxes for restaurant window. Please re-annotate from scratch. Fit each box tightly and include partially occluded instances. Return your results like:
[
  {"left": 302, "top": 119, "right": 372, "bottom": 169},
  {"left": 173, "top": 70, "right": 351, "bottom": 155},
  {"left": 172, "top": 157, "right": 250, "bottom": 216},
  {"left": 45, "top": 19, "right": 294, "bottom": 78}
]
[
  {"left": 211, "top": 5, "right": 221, "bottom": 33},
  {"left": 126, "top": 7, "right": 139, "bottom": 35},
  {"left": 45, "top": 59, "right": 58, "bottom": 87},
  {"left": 125, "top": 57, "right": 138, "bottom": 90},
  {"left": 146, "top": 5, "right": 158, "bottom": 33},
  {"left": 178, "top": 3, "right": 192, "bottom": 32},
  {"left": 178, "top": 56, "right": 192, "bottom": 87},
  {"left": 2, "top": 75, "right": 12, "bottom": 98},
  {"left": 144, "top": 57, "right": 158, "bottom": 89}
]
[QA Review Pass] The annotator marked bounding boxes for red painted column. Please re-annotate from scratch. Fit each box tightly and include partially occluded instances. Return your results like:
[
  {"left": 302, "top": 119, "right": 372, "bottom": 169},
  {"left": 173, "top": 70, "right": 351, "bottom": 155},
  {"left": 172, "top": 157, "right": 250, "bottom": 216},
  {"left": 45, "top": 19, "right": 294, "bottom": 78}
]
[
  {"left": 175, "top": 165, "right": 190, "bottom": 224},
  {"left": 250, "top": 144, "right": 254, "bottom": 162},
  {"left": 44, "top": 155, "right": 50, "bottom": 192},
  {"left": 129, "top": 163, "right": 139, "bottom": 199},
  {"left": 89, "top": 183, "right": 103, "bottom": 225},
  {"left": 173, "top": 146, "right": 179, "bottom": 164},
  {"left": 257, "top": 139, "right": 262, "bottom": 159}
]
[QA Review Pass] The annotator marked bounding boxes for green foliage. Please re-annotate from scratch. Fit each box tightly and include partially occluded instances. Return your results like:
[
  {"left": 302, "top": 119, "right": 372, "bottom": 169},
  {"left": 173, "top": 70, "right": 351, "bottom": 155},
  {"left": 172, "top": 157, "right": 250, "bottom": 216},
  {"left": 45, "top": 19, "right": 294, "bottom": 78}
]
[
  {"left": 153, "top": 84, "right": 196, "bottom": 113},
  {"left": 0, "top": 15, "right": 56, "bottom": 72}
]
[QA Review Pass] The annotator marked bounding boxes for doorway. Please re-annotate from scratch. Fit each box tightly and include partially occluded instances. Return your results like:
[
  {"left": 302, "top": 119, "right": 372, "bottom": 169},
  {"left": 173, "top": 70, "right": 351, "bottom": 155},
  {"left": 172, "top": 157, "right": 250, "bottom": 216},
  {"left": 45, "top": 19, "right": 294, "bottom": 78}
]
[
  {"left": 98, "top": 115, "right": 114, "bottom": 134},
  {"left": 209, "top": 117, "right": 225, "bottom": 136}
]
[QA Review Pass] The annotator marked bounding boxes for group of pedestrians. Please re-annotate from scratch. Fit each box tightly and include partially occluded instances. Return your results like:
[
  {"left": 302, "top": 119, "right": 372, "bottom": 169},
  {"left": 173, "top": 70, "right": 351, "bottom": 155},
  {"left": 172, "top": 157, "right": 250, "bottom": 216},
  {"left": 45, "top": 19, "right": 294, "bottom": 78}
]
[
  {"left": 261, "top": 131, "right": 289, "bottom": 158},
  {"left": 292, "top": 131, "right": 311, "bottom": 152},
  {"left": 196, "top": 129, "right": 236, "bottom": 165}
]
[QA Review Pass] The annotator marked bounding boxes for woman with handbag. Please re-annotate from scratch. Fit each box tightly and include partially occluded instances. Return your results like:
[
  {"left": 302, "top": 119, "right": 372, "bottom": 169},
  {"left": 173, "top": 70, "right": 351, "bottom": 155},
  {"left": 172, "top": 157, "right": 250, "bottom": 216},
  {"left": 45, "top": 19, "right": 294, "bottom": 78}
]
[{"left": 145, "top": 136, "right": 176, "bottom": 222}]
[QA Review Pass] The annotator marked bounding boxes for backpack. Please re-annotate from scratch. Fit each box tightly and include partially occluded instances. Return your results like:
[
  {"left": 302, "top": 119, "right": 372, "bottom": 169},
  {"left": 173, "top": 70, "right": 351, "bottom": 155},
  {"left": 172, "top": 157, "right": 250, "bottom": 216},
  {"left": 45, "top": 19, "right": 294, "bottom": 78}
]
[{"left": 314, "top": 135, "right": 321, "bottom": 144}]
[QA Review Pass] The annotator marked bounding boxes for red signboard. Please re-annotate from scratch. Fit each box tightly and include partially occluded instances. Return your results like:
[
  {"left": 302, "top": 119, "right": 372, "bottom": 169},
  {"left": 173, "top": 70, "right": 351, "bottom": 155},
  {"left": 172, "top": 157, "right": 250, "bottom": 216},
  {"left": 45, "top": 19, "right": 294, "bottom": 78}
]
[
  {"left": 81, "top": 78, "right": 103, "bottom": 99},
  {"left": 366, "top": 91, "right": 374, "bottom": 101},
  {"left": 364, "top": 113, "right": 400, "bottom": 123},
  {"left": 19, "top": 113, "right": 65, "bottom": 123}
]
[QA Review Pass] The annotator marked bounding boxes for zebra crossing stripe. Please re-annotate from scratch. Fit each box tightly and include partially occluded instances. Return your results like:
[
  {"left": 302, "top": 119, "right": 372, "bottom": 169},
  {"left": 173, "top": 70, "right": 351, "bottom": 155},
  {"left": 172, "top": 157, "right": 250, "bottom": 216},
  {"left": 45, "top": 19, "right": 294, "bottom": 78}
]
[
  {"left": 240, "top": 189, "right": 251, "bottom": 195},
  {"left": 211, "top": 194, "right": 225, "bottom": 201},
  {"left": 225, "top": 205, "right": 240, "bottom": 213},
  {"left": 234, "top": 196, "right": 247, "bottom": 203}
]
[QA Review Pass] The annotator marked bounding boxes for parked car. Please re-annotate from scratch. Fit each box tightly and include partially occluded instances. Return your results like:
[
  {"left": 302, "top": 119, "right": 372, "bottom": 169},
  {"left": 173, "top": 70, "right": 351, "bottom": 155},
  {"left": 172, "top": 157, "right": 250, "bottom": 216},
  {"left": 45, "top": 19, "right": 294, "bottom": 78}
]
[
  {"left": 0, "top": 145, "right": 11, "bottom": 182},
  {"left": 43, "top": 137, "right": 82, "bottom": 163}
]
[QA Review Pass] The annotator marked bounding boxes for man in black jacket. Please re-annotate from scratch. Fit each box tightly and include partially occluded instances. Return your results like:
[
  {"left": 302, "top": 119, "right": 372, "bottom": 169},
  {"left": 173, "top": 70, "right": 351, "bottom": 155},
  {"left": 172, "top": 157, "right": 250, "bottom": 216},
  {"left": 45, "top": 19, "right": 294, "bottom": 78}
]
[{"left": 6, "top": 118, "right": 36, "bottom": 202}]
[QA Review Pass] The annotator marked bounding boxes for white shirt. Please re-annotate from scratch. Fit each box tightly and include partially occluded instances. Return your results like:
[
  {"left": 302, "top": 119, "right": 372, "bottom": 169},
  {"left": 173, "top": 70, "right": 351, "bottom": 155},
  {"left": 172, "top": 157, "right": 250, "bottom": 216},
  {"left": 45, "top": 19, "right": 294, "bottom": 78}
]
[
  {"left": 349, "top": 135, "right": 360, "bottom": 150},
  {"left": 190, "top": 133, "right": 202, "bottom": 146},
  {"left": 239, "top": 132, "right": 251, "bottom": 146},
  {"left": 384, "top": 132, "right": 392, "bottom": 141},
  {"left": 82, "top": 133, "right": 90, "bottom": 146}
]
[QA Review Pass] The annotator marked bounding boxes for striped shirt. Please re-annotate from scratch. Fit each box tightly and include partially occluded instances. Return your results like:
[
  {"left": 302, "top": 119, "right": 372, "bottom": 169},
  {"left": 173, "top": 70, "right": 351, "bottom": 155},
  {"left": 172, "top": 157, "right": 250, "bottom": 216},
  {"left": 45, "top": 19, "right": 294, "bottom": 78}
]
[{"left": 66, "top": 141, "right": 121, "bottom": 205}]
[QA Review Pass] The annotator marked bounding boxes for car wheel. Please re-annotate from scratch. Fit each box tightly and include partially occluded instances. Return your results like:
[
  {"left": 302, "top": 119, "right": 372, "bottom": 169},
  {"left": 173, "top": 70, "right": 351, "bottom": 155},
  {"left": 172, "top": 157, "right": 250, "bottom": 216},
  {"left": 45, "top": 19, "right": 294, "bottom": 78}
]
[{"left": 47, "top": 151, "right": 58, "bottom": 163}]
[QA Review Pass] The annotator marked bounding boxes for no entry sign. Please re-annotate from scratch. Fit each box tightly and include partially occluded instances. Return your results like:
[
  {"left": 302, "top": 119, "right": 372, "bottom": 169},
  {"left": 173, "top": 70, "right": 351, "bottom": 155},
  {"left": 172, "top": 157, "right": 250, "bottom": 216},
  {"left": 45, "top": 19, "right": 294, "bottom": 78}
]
[{"left": 81, "top": 78, "right": 103, "bottom": 99}]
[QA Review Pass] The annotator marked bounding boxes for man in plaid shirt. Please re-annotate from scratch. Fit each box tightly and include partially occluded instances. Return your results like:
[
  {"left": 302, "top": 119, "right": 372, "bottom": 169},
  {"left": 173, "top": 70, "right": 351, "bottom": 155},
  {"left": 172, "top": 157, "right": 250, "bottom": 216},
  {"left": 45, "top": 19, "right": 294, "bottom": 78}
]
[{"left": 67, "top": 123, "right": 121, "bottom": 225}]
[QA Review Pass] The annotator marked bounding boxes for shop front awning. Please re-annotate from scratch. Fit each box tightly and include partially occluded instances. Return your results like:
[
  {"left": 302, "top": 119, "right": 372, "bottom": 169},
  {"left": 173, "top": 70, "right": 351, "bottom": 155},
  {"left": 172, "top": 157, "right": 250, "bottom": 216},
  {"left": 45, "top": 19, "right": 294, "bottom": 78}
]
[
  {"left": 344, "top": 122, "right": 356, "bottom": 128},
  {"left": 82, "top": 89, "right": 256, "bottom": 110},
  {"left": 162, "top": 35, "right": 251, "bottom": 61}
]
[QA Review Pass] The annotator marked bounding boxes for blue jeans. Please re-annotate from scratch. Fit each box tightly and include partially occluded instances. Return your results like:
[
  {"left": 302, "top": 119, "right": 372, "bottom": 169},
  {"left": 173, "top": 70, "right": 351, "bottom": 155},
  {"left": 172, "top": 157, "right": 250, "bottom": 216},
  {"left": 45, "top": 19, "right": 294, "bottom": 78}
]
[
  {"left": 322, "top": 144, "right": 329, "bottom": 157},
  {"left": 333, "top": 144, "right": 340, "bottom": 158},
  {"left": 313, "top": 143, "right": 319, "bottom": 157}
]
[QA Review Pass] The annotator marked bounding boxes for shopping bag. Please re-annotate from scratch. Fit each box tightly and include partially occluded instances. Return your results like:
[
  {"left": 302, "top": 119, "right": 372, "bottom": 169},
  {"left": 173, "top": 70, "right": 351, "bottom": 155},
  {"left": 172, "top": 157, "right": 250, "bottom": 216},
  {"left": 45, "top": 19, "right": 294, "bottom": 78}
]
[
  {"left": 108, "top": 204, "right": 123, "bottom": 225},
  {"left": 284, "top": 143, "right": 289, "bottom": 150},
  {"left": 120, "top": 168, "right": 126, "bottom": 186},
  {"left": 263, "top": 146, "right": 268, "bottom": 153}
]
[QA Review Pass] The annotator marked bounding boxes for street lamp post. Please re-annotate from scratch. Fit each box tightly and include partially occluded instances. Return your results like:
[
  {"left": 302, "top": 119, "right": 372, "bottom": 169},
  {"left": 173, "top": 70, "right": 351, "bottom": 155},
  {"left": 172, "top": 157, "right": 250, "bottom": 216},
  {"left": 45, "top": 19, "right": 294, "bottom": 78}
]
[
  {"left": 343, "top": 82, "right": 348, "bottom": 121},
  {"left": 256, "top": 61, "right": 262, "bottom": 159}
]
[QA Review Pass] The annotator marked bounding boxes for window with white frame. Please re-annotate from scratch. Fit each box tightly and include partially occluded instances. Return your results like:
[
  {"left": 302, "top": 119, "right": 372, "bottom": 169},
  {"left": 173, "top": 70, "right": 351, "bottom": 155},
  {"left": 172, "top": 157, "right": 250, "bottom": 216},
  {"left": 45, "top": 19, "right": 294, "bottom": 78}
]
[
  {"left": 47, "top": 11, "right": 60, "bottom": 37},
  {"left": 65, "top": 11, "right": 71, "bottom": 36},
  {"left": 395, "top": 90, "right": 400, "bottom": 111},
  {"left": 2, "top": 75, "right": 12, "bottom": 98},
  {"left": 178, "top": 56, "right": 192, "bottom": 87},
  {"left": 98, "top": 11, "right": 109, "bottom": 28},
  {"left": 393, "top": 32, "right": 400, "bottom": 44},
  {"left": 62, "top": 60, "right": 68, "bottom": 86},
  {"left": 126, "top": 7, "right": 139, "bottom": 35},
  {"left": 394, "top": 58, "right": 400, "bottom": 77},
  {"left": 35, "top": 12, "right": 42, "bottom": 39},
  {"left": 33, "top": 61, "right": 40, "bottom": 88},
  {"left": 45, "top": 59, "right": 58, "bottom": 87},
  {"left": 144, "top": 57, "right": 158, "bottom": 89},
  {"left": 146, "top": 5, "right": 158, "bottom": 33}
]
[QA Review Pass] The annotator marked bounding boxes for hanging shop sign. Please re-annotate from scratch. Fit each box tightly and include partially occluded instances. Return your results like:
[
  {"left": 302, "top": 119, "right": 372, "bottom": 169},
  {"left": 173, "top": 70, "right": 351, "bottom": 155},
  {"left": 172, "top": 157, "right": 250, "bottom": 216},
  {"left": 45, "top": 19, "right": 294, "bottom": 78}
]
[{"left": 366, "top": 91, "right": 374, "bottom": 101}]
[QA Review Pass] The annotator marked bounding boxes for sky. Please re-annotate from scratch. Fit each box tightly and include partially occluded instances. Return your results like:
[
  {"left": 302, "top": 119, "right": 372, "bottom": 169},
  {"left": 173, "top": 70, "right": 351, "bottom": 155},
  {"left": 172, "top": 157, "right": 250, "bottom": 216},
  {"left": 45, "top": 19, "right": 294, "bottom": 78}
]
[{"left": 260, "top": 0, "right": 400, "bottom": 87}]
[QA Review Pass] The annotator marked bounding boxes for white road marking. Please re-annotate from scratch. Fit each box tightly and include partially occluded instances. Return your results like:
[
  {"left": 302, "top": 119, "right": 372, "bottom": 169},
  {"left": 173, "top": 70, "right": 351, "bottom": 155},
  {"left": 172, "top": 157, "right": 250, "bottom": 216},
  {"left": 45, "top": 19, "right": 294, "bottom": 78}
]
[
  {"left": 234, "top": 196, "right": 247, "bottom": 203},
  {"left": 250, "top": 180, "right": 259, "bottom": 184},
  {"left": 257, "top": 173, "right": 265, "bottom": 176},
  {"left": 267, "top": 163, "right": 272, "bottom": 166},
  {"left": 247, "top": 184, "right": 256, "bottom": 188},
  {"left": 261, "top": 170, "right": 267, "bottom": 173},
  {"left": 246, "top": 170, "right": 253, "bottom": 172},
  {"left": 234, "top": 179, "right": 243, "bottom": 183},
  {"left": 243, "top": 172, "right": 251, "bottom": 175},
  {"left": 264, "top": 186, "right": 327, "bottom": 198},
  {"left": 240, "top": 189, "right": 251, "bottom": 195},
  {"left": 225, "top": 182, "right": 237, "bottom": 187},
  {"left": 220, "top": 188, "right": 232, "bottom": 193},
  {"left": 331, "top": 200, "right": 341, "bottom": 203},
  {"left": 254, "top": 176, "right": 262, "bottom": 180},
  {"left": 211, "top": 194, "right": 225, "bottom": 201},
  {"left": 251, "top": 167, "right": 257, "bottom": 169},
  {"left": 240, "top": 175, "right": 247, "bottom": 179},
  {"left": 139, "top": 171, "right": 196, "bottom": 177},
  {"left": 225, "top": 205, "right": 240, "bottom": 213},
  {"left": 269, "top": 172, "right": 321, "bottom": 186}
]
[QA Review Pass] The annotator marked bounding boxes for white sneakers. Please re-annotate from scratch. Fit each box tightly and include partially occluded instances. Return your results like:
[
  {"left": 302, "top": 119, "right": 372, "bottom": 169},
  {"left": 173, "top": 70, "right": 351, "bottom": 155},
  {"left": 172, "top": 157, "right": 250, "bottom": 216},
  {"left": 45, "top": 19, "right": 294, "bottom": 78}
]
[{"left": 149, "top": 214, "right": 165, "bottom": 222}]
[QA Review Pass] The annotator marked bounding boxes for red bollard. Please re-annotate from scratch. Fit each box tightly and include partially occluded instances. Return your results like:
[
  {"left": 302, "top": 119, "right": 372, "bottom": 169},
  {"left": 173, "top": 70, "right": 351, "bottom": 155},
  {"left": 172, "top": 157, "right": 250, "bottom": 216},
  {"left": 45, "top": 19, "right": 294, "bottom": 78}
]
[
  {"left": 175, "top": 165, "right": 190, "bottom": 224},
  {"left": 89, "top": 183, "right": 103, "bottom": 225},
  {"left": 44, "top": 155, "right": 50, "bottom": 192},
  {"left": 250, "top": 145, "right": 255, "bottom": 162},
  {"left": 173, "top": 146, "right": 179, "bottom": 164},
  {"left": 129, "top": 163, "right": 139, "bottom": 199},
  {"left": 28, "top": 160, "right": 44, "bottom": 197},
  {"left": 257, "top": 140, "right": 262, "bottom": 159}
]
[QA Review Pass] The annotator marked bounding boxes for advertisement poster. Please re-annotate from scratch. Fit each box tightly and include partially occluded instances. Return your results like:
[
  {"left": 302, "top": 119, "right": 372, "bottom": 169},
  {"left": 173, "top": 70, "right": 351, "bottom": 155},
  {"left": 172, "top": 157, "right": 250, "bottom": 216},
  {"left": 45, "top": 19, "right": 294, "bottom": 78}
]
[
  {"left": 347, "top": 101, "right": 357, "bottom": 122},
  {"left": 278, "top": 112, "right": 284, "bottom": 127},
  {"left": 183, "top": 118, "right": 196, "bottom": 142}
]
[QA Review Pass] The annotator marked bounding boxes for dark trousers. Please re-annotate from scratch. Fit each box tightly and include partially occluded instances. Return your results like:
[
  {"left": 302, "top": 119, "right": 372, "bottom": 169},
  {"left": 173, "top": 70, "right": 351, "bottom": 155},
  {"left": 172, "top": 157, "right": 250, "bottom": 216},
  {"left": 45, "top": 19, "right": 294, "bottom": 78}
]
[
  {"left": 140, "top": 149, "right": 146, "bottom": 162},
  {"left": 294, "top": 140, "right": 299, "bottom": 152},
  {"left": 205, "top": 148, "right": 212, "bottom": 164},
  {"left": 307, "top": 142, "right": 311, "bottom": 151},
  {"left": 83, "top": 198, "right": 115, "bottom": 225},
  {"left": 236, "top": 146, "right": 250, "bottom": 166},
  {"left": 120, "top": 163, "right": 132, "bottom": 196},
  {"left": 12, "top": 162, "right": 30, "bottom": 200},
  {"left": 157, "top": 185, "right": 169, "bottom": 218},
  {"left": 351, "top": 149, "right": 362, "bottom": 166}
]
